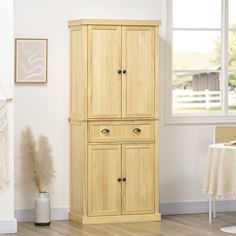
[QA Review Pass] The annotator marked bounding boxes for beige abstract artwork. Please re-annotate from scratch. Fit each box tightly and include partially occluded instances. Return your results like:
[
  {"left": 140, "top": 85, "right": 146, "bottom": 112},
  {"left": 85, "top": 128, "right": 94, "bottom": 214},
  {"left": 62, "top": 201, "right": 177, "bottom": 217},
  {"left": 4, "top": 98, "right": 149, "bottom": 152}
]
[{"left": 15, "top": 39, "right": 48, "bottom": 83}]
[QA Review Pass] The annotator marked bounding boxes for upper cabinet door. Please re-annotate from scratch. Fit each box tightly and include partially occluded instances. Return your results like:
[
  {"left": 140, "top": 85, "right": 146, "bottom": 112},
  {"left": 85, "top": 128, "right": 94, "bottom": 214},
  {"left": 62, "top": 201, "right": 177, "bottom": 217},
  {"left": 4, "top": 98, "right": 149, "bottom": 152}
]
[
  {"left": 122, "top": 26, "right": 155, "bottom": 118},
  {"left": 88, "top": 26, "right": 122, "bottom": 118}
]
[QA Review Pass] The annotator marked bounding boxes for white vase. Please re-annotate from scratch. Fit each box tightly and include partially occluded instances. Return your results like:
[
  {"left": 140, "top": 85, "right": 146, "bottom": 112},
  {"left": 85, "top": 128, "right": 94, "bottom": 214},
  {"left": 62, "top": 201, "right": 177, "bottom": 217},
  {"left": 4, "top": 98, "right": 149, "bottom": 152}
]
[{"left": 35, "top": 192, "right": 51, "bottom": 226}]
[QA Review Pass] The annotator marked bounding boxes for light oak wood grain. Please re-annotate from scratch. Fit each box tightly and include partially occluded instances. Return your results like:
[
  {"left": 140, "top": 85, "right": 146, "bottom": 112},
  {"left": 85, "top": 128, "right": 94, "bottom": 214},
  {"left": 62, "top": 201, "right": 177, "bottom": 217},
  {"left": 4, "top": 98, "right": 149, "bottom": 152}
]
[
  {"left": 68, "top": 19, "right": 161, "bottom": 27},
  {"left": 122, "top": 144, "right": 155, "bottom": 214},
  {"left": 88, "top": 25, "right": 122, "bottom": 118},
  {"left": 122, "top": 26, "right": 155, "bottom": 118},
  {"left": 70, "top": 213, "right": 161, "bottom": 224},
  {"left": 155, "top": 120, "right": 160, "bottom": 213},
  {"left": 215, "top": 126, "right": 236, "bottom": 143},
  {"left": 155, "top": 27, "right": 160, "bottom": 119},
  {"left": 69, "top": 26, "right": 87, "bottom": 120},
  {"left": 69, "top": 19, "right": 160, "bottom": 224},
  {"left": 69, "top": 121, "right": 87, "bottom": 215},
  {"left": 88, "top": 120, "right": 155, "bottom": 143},
  {"left": 88, "top": 144, "right": 122, "bottom": 216}
]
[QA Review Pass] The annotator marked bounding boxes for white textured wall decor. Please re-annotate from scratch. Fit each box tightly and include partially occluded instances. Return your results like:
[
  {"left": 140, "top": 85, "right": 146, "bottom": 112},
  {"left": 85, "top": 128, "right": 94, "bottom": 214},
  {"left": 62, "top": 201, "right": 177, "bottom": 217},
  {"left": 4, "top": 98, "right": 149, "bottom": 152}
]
[{"left": 15, "top": 39, "right": 47, "bottom": 83}]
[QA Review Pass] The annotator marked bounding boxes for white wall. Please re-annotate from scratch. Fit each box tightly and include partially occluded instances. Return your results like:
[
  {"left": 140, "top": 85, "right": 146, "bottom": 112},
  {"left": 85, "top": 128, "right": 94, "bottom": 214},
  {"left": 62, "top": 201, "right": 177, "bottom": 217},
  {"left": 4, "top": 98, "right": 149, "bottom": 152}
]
[
  {"left": 0, "top": 0, "right": 16, "bottom": 233},
  {"left": 14, "top": 0, "right": 215, "bottom": 215},
  {"left": 159, "top": 125, "right": 213, "bottom": 202},
  {"left": 158, "top": 1, "right": 215, "bottom": 205}
]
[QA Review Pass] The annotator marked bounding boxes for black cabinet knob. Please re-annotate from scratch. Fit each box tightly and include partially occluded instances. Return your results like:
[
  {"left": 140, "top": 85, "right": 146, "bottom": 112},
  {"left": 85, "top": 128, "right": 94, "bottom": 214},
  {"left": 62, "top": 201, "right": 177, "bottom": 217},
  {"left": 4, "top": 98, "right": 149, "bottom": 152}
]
[
  {"left": 122, "top": 177, "right": 126, "bottom": 182},
  {"left": 101, "top": 128, "right": 110, "bottom": 134},
  {"left": 117, "top": 178, "right": 122, "bottom": 182},
  {"left": 123, "top": 70, "right": 126, "bottom": 74},
  {"left": 117, "top": 69, "right": 122, "bottom": 74},
  {"left": 133, "top": 128, "right": 141, "bottom": 133}
]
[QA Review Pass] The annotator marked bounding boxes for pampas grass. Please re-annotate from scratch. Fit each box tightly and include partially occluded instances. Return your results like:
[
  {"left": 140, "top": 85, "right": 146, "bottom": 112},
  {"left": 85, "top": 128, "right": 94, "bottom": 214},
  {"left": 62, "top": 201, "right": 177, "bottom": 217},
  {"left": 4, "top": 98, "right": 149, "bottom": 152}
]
[{"left": 20, "top": 126, "right": 55, "bottom": 192}]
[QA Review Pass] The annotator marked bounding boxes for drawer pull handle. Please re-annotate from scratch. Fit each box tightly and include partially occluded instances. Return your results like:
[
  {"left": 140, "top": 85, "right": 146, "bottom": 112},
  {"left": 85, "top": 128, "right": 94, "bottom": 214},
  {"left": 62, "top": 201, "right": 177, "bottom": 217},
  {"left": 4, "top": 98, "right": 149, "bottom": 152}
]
[
  {"left": 101, "top": 128, "right": 110, "bottom": 134},
  {"left": 122, "top": 177, "right": 126, "bottom": 182},
  {"left": 133, "top": 128, "right": 141, "bottom": 133},
  {"left": 117, "top": 178, "right": 122, "bottom": 182}
]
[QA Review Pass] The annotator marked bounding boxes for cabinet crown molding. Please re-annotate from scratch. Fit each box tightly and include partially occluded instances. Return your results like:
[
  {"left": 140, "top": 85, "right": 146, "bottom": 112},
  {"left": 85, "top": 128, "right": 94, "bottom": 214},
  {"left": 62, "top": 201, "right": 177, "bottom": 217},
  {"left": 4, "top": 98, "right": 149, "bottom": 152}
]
[{"left": 68, "top": 19, "right": 161, "bottom": 27}]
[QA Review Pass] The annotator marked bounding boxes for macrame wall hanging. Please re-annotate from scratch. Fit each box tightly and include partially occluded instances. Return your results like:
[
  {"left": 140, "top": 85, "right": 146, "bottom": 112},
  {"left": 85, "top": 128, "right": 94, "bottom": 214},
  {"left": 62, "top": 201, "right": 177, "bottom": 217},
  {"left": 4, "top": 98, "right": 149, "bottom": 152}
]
[
  {"left": 0, "top": 99, "right": 9, "bottom": 188},
  {"left": 0, "top": 99, "right": 8, "bottom": 188},
  {"left": 0, "top": 82, "right": 12, "bottom": 188}
]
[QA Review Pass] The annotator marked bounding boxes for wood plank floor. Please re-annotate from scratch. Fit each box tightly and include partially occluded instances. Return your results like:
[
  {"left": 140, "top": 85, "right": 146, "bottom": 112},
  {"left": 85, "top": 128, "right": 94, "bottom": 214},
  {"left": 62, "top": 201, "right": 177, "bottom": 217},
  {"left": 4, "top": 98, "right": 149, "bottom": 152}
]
[{"left": 5, "top": 213, "right": 236, "bottom": 236}]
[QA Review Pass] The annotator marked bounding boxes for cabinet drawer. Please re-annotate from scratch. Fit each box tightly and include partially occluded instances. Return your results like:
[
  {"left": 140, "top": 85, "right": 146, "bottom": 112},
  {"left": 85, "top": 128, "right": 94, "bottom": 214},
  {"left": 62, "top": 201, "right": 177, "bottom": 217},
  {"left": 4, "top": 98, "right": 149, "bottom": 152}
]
[{"left": 88, "top": 121, "right": 155, "bottom": 143}]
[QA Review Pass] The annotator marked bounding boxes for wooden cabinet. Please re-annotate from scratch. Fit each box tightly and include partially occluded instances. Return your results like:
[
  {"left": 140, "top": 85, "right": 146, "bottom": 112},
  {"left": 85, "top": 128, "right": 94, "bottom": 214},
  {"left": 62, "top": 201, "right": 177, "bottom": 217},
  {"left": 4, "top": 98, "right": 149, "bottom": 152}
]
[
  {"left": 122, "top": 26, "right": 155, "bottom": 117},
  {"left": 88, "top": 144, "right": 155, "bottom": 217},
  {"left": 68, "top": 19, "right": 161, "bottom": 224},
  {"left": 88, "top": 120, "right": 155, "bottom": 143},
  {"left": 88, "top": 25, "right": 122, "bottom": 118},
  {"left": 122, "top": 144, "right": 155, "bottom": 214},
  {"left": 88, "top": 145, "right": 121, "bottom": 216},
  {"left": 87, "top": 25, "right": 155, "bottom": 118}
]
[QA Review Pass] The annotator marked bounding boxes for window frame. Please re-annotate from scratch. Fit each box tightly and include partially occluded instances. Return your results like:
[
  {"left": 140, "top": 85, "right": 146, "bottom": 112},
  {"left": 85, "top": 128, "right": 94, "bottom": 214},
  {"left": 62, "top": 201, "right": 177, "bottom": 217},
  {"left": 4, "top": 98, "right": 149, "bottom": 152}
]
[{"left": 165, "top": 0, "right": 236, "bottom": 124}]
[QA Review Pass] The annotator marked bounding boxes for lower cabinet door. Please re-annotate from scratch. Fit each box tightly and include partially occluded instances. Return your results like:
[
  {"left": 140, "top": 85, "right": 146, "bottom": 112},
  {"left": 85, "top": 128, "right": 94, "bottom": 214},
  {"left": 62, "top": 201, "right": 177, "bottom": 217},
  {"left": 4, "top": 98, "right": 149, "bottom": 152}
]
[
  {"left": 122, "top": 144, "right": 155, "bottom": 214},
  {"left": 88, "top": 144, "right": 122, "bottom": 216}
]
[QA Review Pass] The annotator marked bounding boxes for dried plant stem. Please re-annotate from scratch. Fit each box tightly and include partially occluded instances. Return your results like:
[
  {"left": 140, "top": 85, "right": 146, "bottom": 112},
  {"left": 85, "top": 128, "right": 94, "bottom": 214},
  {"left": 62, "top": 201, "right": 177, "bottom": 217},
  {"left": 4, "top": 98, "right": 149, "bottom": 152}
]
[
  {"left": 20, "top": 127, "right": 55, "bottom": 192},
  {"left": 37, "top": 135, "right": 55, "bottom": 192}
]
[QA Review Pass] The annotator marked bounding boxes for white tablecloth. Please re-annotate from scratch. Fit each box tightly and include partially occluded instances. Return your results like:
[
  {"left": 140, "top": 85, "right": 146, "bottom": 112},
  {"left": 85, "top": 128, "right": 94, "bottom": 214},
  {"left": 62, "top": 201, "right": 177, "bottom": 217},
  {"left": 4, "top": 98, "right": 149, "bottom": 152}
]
[{"left": 203, "top": 143, "right": 236, "bottom": 197}]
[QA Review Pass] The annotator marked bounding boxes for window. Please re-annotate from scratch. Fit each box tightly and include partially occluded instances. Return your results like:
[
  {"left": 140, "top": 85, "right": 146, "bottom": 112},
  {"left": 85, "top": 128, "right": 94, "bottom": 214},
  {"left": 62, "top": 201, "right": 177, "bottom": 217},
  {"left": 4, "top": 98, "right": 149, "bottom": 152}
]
[{"left": 166, "top": 0, "right": 236, "bottom": 123}]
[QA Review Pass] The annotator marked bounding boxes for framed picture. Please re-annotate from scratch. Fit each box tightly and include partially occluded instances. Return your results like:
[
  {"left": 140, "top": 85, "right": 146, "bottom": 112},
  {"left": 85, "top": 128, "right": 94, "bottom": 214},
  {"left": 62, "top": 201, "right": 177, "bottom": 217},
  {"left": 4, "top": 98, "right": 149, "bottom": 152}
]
[{"left": 15, "top": 38, "right": 48, "bottom": 83}]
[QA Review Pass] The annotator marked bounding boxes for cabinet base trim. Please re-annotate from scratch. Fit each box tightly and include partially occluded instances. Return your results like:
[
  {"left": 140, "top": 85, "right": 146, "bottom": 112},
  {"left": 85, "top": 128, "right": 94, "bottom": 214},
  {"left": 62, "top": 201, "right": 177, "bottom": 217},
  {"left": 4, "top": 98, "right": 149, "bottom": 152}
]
[{"left": 69, "top": 212, "right": 161, "bottom": 224}]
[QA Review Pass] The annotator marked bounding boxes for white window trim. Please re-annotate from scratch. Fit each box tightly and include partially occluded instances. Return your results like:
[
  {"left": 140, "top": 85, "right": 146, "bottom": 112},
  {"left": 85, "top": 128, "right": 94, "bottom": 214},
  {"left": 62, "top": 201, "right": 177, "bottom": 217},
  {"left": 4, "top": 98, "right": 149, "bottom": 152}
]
[{"left": 164, "top": 0, "right": 236, "bottom": 125}]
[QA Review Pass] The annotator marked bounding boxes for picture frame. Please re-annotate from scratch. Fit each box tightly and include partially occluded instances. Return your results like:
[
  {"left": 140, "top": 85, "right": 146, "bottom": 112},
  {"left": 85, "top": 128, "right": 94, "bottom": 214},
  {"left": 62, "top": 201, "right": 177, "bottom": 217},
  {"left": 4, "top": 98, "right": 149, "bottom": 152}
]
[{"left": 15, "top": 38, "right": 48, "bottom": 83}]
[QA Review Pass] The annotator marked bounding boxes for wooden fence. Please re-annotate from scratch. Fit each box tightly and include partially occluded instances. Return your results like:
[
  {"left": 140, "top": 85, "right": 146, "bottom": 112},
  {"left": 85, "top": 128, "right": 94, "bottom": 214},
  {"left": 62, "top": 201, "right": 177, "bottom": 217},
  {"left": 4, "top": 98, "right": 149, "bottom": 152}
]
[{"left": 173, "top": 90, "right": 220, "bottom": 110}]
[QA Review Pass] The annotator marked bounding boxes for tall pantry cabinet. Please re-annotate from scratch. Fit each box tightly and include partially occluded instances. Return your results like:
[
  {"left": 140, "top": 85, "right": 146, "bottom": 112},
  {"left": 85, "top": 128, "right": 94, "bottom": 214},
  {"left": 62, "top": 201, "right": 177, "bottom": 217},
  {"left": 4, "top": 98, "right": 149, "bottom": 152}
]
[{"left": 68, "top": 19, "right": 161, "bottom": 224}]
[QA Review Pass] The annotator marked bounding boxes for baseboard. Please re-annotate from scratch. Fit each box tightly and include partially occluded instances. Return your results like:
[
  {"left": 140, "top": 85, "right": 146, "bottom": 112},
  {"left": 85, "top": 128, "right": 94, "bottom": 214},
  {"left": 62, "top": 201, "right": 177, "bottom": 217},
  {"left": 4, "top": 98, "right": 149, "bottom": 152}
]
[
  {"left": 0, "top": 218, "right": 17, "bottom": 234},
  {"left": 160, "top": 199, "right": 236, "bottom": 215},
  {"left": 15, "top": 208, "right": 69, "bottom": 222},
  {"left": 15, "top": 200, "right": 236, "bottom": 222}
]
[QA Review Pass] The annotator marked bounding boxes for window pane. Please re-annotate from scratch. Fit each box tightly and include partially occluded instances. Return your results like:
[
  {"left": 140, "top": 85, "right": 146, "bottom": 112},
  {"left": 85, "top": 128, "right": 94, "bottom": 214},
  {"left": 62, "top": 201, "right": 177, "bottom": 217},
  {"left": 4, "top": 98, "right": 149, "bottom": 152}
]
[
  {"left": 173, "top": 31, "right": 221, "bottom": 70},
  {"left": 228, "top": 71, "right": 236, "bottom": 112},
  {"left": 173, "top": 0, "right": 221, "bottom": 28},
  {"left": 229, "top": 0, "right": 236, "bottom": 29},
  {"left": 229, "top": 31, "right": 236, "bottom": 70},
  {"left": 173, "top": 72, "right": 221, "bottom": 113}
]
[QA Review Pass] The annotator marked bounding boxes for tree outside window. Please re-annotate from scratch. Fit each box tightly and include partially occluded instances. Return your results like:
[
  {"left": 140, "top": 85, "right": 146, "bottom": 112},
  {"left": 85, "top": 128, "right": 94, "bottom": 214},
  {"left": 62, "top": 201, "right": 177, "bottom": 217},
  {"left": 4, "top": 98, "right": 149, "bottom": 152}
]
[{"left": 171, "top": 0, "right": 236, "bottom": 114}]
